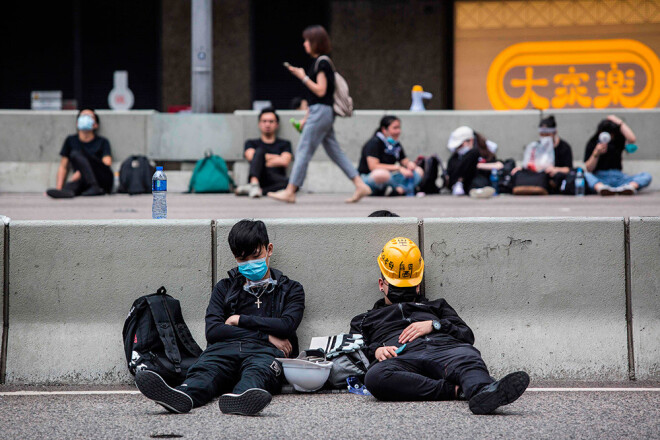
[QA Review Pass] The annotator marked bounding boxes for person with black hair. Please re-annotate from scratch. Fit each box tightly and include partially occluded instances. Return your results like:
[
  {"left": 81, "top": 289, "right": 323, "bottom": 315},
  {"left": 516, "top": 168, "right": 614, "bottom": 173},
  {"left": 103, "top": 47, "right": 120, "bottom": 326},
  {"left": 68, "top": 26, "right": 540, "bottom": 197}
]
[
  {"left": 135, "top": 220, "right": 305, "bottom": 416},
  {"left": 350, "top": 237, "right": 529, "bottom": 414},
  {"left": 235, "top": 108, "right": 293, "bottom": 198},
  {"left": 289, "top": 96, "right": 308, "bottom": 111},
  {"left": 46, "top": 109, "right": 113, "bottom": 198},
  {"left": 446, "top": 126, "right": 501, "bottom": 197},
  {"left": 269, "top": 25, "right": 371, "bottom": 204},
  {"left": 368, "top": 210, "right": 400, "bottom": 217},
  {"left": 510, "top": 115, "right": 574, "bottom": 195},
  {"left": 358, "top": 116, "right": 424, "bottom": 196},
  {"left": 583, "top": 115, "right": 651, "bottom": 195}
]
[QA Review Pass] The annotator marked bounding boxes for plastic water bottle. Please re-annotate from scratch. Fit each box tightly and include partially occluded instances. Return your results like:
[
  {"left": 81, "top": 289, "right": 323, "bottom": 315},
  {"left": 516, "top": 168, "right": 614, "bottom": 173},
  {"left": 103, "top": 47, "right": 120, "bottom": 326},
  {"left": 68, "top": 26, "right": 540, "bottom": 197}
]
[
  {"left": 490, "top": 169, "right": 499, "bottom": 195},
  {"left": 575, "top": 167, "right": 585, "bottom": 197},
  {"left": 152, "top": 166, "right": 167, "bottom": 219},
  {"left": 405, "top": 176, "right": 415, "bottom": 197}
]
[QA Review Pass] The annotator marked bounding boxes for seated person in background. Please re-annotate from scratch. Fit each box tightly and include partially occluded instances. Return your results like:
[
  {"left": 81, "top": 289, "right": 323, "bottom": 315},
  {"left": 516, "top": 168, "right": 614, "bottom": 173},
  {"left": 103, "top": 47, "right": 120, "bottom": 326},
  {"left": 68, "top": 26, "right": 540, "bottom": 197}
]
[
  {"left": 511, "top": 115, "right": 574, "bottom": 194},
  {"left": 446, "top": 126, "right": 501, "bottom": 197},
  {"left": 289, "top": 96, "right": 309, "bottom": 111},
  {"left": 358, "top": 116, "right": 424, "bottom": 196},
  {"left": 583, "top": 115, "right": 652, "bottom": 196},
  {"left": 368, "top": 210, "right": 400, "bottom": 217},
  {"left": 235, "top": 108, "right": 293, "bottom": 198},
  {"left": 135, "top": 220, "right": 305, "bottom": 416},
  {"left": 46, "top": 109, "right": 113, "bottom": 198},
  {"left": 351, "top": 237, "right": 529, "bottom": 414}
]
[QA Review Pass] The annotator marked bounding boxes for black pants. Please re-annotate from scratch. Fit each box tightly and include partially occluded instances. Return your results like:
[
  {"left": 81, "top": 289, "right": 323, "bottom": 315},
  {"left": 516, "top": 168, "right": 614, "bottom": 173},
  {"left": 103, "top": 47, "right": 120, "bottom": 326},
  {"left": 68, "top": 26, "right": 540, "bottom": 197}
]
[
  {"left": 249, "top": 148, "right": 289, "bottom": 194},
  {"left": 175, "top": 341, "right": 284, "bottom": 408},
  {"left": 448, "top": 149, "right": 491, "bottom": 190},
  {"left": 364, "top": 342, "right": 494, "bottom": 401},
  {"left": 65, "top": 151, "right": 113, "bottom": 194}
]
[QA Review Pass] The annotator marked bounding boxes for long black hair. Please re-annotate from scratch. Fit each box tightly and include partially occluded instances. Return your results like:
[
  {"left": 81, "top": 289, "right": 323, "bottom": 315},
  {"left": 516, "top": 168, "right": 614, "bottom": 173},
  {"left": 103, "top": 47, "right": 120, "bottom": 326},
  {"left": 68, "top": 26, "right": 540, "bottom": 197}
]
[{"left": 374, "top": 115, "right": 399, "bottom": 136}]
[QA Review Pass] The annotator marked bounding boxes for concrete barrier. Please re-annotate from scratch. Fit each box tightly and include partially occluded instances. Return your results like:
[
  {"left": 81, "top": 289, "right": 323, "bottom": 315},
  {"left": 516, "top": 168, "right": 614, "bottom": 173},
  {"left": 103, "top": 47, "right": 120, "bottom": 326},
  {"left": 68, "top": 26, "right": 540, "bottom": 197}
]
[
  {"left": 422, "top": 217, "right": 628, "bottom": 380},
  {"left": 630, "top": 217, "right": 660, "bottom": 380},
  {"left": 215, "top": 218, "right": 420, "bottom": 350},
  {"left": 1, "top": 216, "right": 6, "bottom": 380},
  {"left": 5, "top": 220, "right": 212, "bottom": 384}
]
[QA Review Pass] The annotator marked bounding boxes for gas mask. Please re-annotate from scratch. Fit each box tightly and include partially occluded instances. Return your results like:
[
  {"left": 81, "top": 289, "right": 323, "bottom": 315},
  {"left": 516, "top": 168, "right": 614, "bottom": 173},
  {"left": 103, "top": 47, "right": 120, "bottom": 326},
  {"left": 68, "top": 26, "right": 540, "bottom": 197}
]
[{"left": 386, "top": 285, "right": 420, "bottom": 304}]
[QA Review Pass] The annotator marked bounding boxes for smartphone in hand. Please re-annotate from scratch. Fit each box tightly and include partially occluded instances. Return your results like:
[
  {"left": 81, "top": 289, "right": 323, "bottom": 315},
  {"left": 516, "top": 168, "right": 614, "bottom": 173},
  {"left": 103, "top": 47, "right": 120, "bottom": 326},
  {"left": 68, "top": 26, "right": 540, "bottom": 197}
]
[{"left": 283, "top": 62, "right": 291, "bottom": 68}]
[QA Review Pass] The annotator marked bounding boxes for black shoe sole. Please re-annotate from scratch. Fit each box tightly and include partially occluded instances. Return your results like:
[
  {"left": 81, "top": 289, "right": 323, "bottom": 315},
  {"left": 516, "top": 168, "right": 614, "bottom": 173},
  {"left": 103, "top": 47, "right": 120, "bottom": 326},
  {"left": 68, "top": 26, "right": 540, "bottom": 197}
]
[
  {"left": 135, "top": 370, "right": 193, "bottom": 414},
  {"left": 218, "top": 388, "right": 272, "bottom": 416},
  {"left": 46, "top": 189, "right": 75, "bottom": 199},
  {"left": 469, "top": 371, "right": 530, "bottom": 415}
]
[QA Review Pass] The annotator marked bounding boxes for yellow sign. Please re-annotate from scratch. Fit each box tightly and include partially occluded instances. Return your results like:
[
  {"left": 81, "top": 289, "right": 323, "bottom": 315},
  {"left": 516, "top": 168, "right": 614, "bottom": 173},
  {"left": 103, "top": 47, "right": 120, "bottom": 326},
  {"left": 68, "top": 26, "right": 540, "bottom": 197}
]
[{"left": 486, "top": 39, "right": 660, "bottom": 110}]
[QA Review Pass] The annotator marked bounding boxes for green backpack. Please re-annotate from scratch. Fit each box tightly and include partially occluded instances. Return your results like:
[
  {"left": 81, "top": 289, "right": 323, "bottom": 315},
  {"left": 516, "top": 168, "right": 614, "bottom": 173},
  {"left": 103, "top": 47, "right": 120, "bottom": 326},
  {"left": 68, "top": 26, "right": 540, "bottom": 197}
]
[{"left": 188, "top": 155, "right": 235, "bottom": 193}]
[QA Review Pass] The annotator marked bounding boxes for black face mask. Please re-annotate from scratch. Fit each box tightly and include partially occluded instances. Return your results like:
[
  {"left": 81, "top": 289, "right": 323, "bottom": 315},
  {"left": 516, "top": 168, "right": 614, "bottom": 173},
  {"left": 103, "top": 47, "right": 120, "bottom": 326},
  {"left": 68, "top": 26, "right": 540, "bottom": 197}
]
[{"left": 386, "top": 285, "right": 419, "bottom": 303}]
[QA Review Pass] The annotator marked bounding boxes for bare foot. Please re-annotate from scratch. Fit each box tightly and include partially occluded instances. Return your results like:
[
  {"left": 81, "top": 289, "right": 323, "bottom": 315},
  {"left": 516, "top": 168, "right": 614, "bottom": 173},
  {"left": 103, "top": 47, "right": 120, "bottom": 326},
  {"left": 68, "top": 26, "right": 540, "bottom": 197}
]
[
  {"left": 345, "top": 184, "right": 372, "bottom": 203},
  {"left": 267, "top": 190, "right": 296, "bottom": 203}
]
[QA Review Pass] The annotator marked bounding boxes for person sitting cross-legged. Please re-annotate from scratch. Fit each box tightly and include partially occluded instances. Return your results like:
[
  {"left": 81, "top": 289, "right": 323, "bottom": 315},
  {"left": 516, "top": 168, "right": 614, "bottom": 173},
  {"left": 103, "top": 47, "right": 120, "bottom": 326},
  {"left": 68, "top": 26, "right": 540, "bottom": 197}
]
[
  {"left": 235, "top": 108, "right": 293, "bottom": 198},
  {"left": 350, "top": 237, "right": 530, "bottom": 414},
  {"left": 135, "top": 219, "right": 305, "bottom": 416}
]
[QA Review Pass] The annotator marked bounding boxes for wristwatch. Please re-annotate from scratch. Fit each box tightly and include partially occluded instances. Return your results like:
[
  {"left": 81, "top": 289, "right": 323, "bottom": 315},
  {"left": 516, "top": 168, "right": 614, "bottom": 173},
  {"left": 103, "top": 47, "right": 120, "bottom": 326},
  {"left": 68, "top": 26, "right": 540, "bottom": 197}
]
[{"left": 432, "top": 320, "right": 442, "bottom": 332}]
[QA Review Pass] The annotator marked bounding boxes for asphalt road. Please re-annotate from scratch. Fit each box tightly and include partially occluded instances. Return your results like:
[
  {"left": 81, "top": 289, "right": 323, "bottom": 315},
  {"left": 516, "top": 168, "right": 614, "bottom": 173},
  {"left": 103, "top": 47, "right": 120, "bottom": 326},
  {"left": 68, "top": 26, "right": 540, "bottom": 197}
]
[
  {"left": 1, "top": 385, "right": 659, "bottom": 439},
  {"left": 1, "top": 191, "right": 659, "bottom": 220}
]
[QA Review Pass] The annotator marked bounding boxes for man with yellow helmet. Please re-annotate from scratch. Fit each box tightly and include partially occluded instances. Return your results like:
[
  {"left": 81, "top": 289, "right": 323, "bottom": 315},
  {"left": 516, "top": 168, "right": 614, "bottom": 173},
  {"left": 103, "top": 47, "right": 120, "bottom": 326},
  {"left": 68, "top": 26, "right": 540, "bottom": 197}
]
[{"left": 349, "top": 237, "right": 529, "bottom": 415}]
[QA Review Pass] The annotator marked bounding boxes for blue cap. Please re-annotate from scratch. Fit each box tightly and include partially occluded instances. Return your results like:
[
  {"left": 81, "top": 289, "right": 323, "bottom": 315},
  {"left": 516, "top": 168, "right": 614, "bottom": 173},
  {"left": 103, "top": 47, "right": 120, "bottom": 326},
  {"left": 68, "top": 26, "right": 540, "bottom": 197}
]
[{"left": 156, "top": 166, "right": 163, "bottom": 171}]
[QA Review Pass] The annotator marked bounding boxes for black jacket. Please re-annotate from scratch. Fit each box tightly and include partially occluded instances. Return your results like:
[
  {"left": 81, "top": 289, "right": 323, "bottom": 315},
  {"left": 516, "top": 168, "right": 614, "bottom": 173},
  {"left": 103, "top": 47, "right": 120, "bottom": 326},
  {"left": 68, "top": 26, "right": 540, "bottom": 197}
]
[
  {"left": 205, "top": 267, "right": 305, "bottom": 356},
  {"left": 350, "top": 297, "right": 475, "bottom": 362}
]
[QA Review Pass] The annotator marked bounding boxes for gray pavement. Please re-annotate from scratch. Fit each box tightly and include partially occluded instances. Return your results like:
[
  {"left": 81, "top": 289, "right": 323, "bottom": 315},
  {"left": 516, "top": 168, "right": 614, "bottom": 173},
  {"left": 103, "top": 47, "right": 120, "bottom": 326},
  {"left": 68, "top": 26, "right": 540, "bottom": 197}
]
[
  {"left": 1, "top": 191, "right": 660, "bottom": 220},
  {"left": 1, "top": 384, "right": 659, "bottom": 439}
]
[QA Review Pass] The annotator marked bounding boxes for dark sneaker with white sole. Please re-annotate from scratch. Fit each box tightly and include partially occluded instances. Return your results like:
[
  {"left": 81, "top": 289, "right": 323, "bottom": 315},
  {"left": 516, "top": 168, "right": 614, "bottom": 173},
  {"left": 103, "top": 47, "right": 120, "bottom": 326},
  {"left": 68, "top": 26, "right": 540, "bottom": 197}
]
[
  {"left": 218, "top": 388, "right": 272, "bottom": 416},
  {"left": 46, "top": 188, "right": 75, "bottom": 199},
  {"left": 468, "top": 371, "right": 530, "bottom": 415},
  {"left": 135, "top": 370, "right": 193, "bottom": 414}
]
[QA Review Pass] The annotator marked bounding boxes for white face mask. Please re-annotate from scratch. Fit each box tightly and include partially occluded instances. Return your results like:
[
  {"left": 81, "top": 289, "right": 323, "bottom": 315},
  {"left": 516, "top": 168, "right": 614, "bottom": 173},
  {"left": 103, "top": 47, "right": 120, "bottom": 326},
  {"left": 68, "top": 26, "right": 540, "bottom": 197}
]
[
  {"left": 539, "top": 136, "right": 554, "bottom": 150},
  {"left": 457, "top": 144, "right": 471, "bottom": 156}
]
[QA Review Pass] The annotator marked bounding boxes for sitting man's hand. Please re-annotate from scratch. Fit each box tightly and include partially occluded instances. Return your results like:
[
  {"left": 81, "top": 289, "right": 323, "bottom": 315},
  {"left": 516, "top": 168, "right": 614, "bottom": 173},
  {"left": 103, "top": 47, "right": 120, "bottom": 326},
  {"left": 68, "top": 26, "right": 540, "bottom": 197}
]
[
  {"left": 399, "top": 321, "right": 433, "bottom": 344},
  {"left": 544, "top": 166, "right": 558, "bottom": 177},
  {"left": 225, "top": 315, "right": 240, "bottom": 326},
  {"left": 511, "top": 166, "right": 521, "bottom": 176},
  {"left": 375, "top": 346, "right": 398, "bottom": 362},
  {"left": 268, "top": 335, "right": 292, "bottom": 357},
  {"left": 400, "top": 166, "right": 414, "bottom": 178}
]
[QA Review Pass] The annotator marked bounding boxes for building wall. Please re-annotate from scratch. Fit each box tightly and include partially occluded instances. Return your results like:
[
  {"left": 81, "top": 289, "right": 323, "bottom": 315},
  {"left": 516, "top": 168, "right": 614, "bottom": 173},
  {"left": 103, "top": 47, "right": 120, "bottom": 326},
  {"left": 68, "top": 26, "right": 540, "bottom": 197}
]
[
  {"left": 161, "top": 0, "right": 250, "bottom": 112},
  {"left": 455, "top": 0, "right": 660, "bottom": 110}
]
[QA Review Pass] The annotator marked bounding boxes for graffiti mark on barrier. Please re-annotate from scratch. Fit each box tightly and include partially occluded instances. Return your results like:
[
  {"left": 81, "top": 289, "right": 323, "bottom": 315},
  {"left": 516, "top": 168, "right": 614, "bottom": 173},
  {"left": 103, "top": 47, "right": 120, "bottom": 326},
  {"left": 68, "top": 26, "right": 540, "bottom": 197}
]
[{"left": 487, "top": 39, "right": 660, "bottom": 110}]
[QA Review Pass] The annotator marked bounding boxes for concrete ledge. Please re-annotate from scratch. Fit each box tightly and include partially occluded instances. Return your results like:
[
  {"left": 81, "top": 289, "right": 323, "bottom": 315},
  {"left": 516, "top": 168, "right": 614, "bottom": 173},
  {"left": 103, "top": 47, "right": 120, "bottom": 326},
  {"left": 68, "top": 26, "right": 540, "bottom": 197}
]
[
  {"left": 215, "top": 218, "right": 420, "bottom": 349},
  {"left": 630, "top": 217, "right": 660, "bottom": 380},
  {"left": 422, "top": 217, "right": 628, "bottom": 380},
  {"left": 5, "top": 220, "right": 212, "bottom": 384}
]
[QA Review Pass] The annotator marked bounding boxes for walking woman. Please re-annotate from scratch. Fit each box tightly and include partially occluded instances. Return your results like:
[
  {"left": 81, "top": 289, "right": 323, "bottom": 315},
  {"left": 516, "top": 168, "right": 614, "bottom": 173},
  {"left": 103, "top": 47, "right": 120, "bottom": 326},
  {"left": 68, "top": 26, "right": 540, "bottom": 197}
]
[{"left": 268, "top": 25, "right": 371, "bottom": 203}]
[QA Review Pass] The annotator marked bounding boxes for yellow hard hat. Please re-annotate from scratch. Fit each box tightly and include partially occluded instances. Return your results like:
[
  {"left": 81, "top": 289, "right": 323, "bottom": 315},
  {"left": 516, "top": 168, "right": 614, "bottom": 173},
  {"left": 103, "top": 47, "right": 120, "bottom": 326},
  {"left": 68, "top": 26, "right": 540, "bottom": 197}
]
[{"left": 377, "top": 237, "right": 424, "bottom": 287}]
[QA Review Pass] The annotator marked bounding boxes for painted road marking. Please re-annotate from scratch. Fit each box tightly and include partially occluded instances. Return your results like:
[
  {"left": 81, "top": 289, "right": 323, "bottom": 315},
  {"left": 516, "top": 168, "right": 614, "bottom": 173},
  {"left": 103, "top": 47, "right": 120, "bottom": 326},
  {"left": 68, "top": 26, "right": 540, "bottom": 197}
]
[{"left": 1, "top": 388, "right": 660, "bottom": 396}]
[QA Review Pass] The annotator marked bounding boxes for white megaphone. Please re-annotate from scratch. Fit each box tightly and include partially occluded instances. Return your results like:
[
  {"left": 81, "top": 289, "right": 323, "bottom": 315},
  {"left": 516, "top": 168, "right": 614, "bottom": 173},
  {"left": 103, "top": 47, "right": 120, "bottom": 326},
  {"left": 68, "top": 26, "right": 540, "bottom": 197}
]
[
  {"left": 410, "top": 85, "right": 432, "bottom": 111},
  {"left": 598, "top": 132, "right": 611, "bottom": 144}
]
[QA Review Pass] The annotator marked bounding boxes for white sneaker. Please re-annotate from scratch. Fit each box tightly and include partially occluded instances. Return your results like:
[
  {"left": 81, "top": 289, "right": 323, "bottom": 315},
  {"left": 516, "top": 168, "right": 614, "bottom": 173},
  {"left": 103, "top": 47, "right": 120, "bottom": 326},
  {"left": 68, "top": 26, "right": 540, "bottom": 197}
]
[
  {"left": 452, "top": 181, "right": 465, "bottom": 196},
  {"left": 469, "top": 186, "right": 495, "bottom": 199},
  {"left": 597, "top": 184, "right": 616, "bottom": 196},
  {"left": 235, "top": 184, "right": 252, "bottom": 196},
  {"left": 616, "top": 183, "right": 637, "bottom": 195},
  {"left": 248, "top": 184, "right": 262, "bottom": 198}
]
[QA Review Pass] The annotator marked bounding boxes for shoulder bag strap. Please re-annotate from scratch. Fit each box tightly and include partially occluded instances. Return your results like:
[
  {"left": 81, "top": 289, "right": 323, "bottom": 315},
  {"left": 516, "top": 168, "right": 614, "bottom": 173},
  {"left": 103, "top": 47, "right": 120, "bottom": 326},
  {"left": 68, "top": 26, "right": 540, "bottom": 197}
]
[{"left": 145, "top": 288, "right": 182, "bottom": 373}]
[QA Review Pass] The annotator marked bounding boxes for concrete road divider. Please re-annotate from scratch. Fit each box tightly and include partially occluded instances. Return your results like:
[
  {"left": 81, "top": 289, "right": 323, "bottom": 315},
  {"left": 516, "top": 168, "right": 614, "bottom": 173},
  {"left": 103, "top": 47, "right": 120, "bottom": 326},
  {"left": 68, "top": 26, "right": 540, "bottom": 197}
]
[
  {"left": 5, "top": 220, "right": 212, "bottom": 384},
  {"left": 422, "top": 217, "right": 628, "bottom": 380},
  {"left": 630, "top": 217, "right": 660, "bottom": 380},
  {"left": 215, "top": 218, "right": 420, "bottom": 350}
]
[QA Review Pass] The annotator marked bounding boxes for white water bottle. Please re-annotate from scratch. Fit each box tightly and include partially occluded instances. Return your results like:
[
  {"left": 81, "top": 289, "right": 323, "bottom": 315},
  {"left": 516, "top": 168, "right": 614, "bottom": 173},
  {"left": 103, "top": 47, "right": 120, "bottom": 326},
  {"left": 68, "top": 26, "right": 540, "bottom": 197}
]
[{"left": 152, "top": 167, "right": 167, "bottom": 219}]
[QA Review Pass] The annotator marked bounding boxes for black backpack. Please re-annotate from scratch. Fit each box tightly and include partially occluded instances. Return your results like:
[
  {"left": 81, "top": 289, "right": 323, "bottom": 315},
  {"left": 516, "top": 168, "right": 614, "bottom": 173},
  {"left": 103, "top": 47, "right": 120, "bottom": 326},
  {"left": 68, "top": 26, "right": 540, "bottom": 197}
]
[
  {"left": 122, "top": 287, "right": 203, "bottom": 386},
  {"left": 118, "top": 155, "right": 155, "bottom": 195},
  {"left": 415, "top": 155, "right": 445, "bottom": 193}
]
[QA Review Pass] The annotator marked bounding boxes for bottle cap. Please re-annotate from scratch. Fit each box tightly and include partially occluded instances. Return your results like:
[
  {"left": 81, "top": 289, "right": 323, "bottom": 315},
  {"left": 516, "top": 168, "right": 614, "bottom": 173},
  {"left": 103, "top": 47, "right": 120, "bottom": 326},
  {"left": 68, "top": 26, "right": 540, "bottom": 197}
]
[{"left": 156, "top": 166, "right": 163, "bottom": 171}]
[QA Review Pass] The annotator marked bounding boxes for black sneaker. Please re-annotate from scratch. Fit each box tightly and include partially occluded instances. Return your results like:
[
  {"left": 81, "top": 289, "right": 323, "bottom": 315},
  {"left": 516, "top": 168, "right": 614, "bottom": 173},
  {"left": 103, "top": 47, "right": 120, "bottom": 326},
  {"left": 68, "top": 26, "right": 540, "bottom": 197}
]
[
  {"left": 81, "top": 185, "right": 105, "bottom": 196},
  {"left": 218, "top": 388, "right": 272, "bottom": 416},
  {"left": 468, "top": 371, "right": 530, "bottom": 415},
  {"left": 135, "top": 370, "right": 193, "bottom": 414},
  {"left": 46, "top": 188, "right": 75, "bottom": 199}
]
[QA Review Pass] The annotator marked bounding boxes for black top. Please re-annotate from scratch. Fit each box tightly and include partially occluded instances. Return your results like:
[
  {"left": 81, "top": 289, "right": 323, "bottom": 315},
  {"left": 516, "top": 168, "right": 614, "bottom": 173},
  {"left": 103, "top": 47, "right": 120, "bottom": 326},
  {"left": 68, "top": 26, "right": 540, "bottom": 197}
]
[
  {"left": 60, "top": 135, "right": 112, "bottom": 160},
  {"left": 205, "top": 267, "right": 305, "bottom": 356},
  {"left": 305, "top": 57, "right": 334, "bottom": 106},
  {"left": 357, "top": 135, "right": 408, "bottom": 175},
  {"left": 583, "top": 127, "right": 626, "bottom": 171},
  {"left": 350, "top": 297, "right": 475, "bottom": 363},
  {"left": 244, "top": 138, "right": 292, "bottom": 175},
  {"left": 554, "top": 139, "right": 574, "bottom": 169}
]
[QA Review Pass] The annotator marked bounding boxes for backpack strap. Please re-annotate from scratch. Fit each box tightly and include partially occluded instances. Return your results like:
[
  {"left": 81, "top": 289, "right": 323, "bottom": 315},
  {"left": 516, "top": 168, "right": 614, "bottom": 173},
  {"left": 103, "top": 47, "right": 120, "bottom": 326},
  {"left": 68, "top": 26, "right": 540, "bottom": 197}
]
[
  {"left": 145, "top": 287, "right": 182, "bottom": 373},
  {"left": 166, "top": 296, "right": 203, "bottom": 357},
  {"left": 314, "top": 55, "right": 336, "bottom": 73},
  {"left": 208, "top": 156, "right": 235, "bottom": 187}
]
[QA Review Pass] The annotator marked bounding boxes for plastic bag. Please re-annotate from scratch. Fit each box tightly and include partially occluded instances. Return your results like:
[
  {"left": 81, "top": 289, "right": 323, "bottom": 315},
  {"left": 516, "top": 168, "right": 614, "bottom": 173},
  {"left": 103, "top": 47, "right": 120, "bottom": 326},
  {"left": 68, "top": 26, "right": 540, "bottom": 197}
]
[{"left": 522, "top": 138, "right": 555, "bottom": 172}]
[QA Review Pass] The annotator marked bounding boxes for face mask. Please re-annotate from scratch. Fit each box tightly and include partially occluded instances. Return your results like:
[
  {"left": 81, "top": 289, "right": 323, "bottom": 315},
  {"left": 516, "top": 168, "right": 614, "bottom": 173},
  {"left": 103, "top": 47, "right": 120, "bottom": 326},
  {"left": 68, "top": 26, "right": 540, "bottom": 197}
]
[
  {"left": 238, "top": 257, "right": 269, "bottom": 281},
  {"left": 539, "top": 136, "right": 553, "bottom": 150},
  {"left": 457, "top": 144, "right": 471, "bottom": 156},
  {"left": 77, "top": 114, "right": 95, "bottom": 131},
  {"left": 386, "top": 285, "right": 419, "bottom": 303},
  {"left": 243, "top": 277, "right": 277, "bottom": 296}
]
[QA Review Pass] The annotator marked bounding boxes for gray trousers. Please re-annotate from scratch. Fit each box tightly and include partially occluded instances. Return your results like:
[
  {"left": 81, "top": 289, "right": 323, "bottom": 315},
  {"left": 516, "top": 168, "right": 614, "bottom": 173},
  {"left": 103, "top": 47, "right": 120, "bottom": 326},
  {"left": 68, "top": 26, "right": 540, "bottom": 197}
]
[{"left": 289, "top": 104, "right": 359, "bottom": 188}]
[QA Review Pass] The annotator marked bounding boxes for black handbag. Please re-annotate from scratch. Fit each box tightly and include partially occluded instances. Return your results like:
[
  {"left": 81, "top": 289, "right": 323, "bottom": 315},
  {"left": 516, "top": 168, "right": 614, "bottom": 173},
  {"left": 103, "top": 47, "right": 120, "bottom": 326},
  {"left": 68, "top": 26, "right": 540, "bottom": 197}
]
[{"left": 512, "top": 169, "right": 549, "bottom": 195}]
